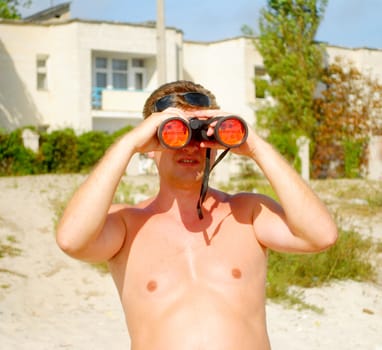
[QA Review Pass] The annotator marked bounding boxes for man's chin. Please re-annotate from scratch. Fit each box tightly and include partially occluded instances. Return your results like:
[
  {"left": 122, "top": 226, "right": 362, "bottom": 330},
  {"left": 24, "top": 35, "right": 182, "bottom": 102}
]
[{"left": 172, "top": 171, "right": 204, "bottom": 187}]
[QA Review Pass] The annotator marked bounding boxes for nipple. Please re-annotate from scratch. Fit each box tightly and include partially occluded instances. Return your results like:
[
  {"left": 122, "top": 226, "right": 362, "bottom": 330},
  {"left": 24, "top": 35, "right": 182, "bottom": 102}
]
[
  {"left": 146, "top": 280, "right": 158, "bottom": 292},
  {"left": 231, "top": 268, "right": 242, "bottom": 279}
]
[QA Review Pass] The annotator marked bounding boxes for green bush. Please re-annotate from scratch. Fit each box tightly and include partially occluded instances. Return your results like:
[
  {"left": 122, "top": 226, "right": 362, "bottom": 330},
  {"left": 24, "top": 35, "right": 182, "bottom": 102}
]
[
  {"left": 39, "top": 128, "right": 79, "bottom": 173},
  {"left": 343, "top": 139, "right": 365, "bottom": 178},
  {"left": 267, "top": 132, "right": 298, "bottom": 164},
  {"left": 254, "top": 78, "right": 269, "bottom": 99},
  {"left": 77, "top": 131, "right": 113, "bottom": 171},
  {"left": 267, "top": 229, "right": 376, "bottom": 308},
  {"left": 0, "top": 129, "right": 37, "bottom": 176},
  {"left": 0, "top": 126, "right": 134, "bottom": 176}
]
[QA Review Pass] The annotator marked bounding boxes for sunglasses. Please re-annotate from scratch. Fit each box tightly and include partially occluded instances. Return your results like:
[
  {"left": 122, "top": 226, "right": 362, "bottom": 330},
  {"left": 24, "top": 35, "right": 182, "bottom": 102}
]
[{"left": 153, "top": 92, "right": 211, "bottom": 112}]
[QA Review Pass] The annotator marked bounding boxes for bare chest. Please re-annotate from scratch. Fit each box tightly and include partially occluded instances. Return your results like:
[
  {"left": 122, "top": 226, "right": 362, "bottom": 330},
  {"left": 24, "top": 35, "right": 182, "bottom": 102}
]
[{"left": 110, "top": 214, "right": 267, "bottom": 299}]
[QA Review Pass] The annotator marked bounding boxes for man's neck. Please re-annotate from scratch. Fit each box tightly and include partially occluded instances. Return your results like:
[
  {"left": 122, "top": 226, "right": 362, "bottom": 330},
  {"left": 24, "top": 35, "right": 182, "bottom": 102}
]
[{"left": 153, "top": 183, "right": 214, "bottom": 223}]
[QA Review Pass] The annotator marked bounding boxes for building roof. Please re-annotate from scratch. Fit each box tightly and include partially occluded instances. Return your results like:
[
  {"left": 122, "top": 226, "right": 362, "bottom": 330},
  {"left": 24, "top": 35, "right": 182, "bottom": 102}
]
[{"left": 23, "top": 2, "right": 71, "bottom": 22}]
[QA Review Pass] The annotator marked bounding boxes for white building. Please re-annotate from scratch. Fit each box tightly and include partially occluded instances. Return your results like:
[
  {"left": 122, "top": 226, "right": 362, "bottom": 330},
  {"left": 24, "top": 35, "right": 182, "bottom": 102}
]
[{"left": 0, "top": 3, "right": 381, "bottom": 179}]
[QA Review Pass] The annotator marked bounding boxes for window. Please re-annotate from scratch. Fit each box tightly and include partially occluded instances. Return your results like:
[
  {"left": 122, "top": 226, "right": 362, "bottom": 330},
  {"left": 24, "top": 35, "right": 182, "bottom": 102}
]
[
  {"left": 255, "top": 65, "right": 267, "bottom": 77},
  {"left": 95, "top": 57, "right": 107, "bottom": 69},
  {"left": 95, "top": 57, "right": 108, "bottom": 88},
  {"left": 132, "top": 58, "right": 144, "bottom": 68},
  {"left": 134, "top": 72, "right": 144, "bottom": 90},
  {"left": 93, "top": 56, "right": 146, "bottom": 91},
  {"left": 254, "top": 65, "right": 269, "bottom": 99},
  {"left": 112, "top": 59, "right": 128, "bottom": 89},
  {"left": 131, "top": 58, "right": 146, "bottom": 90},
  {"left": 36, "top": 55, "right": 48, "bottom": 90}
]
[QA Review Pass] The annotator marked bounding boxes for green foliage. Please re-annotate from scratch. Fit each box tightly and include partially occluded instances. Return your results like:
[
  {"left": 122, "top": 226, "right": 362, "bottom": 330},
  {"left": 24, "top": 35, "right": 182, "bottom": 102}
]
[
  {"left": 0, "top": 126, "right": 134, "bottom": 176},
  {"left": 254, "top": 0, "right": 328, "bottom": 160},
  {"left": 77, "top": 131, "right": 112, "bottom": 171},
  {"left": 312, "top": 56, "right": 382, "bottom": 178},
  {"left": 0, "top": 129, "right": 37, "bottom": 175},
  {"left": 267, "top": 229, "right": 376, "bottom": 308},
  {"left": 251, "top": 2, "right": 376, "bottom": 178},
  {"left": 267, "top": 132, "right": 298, "bottom": 162},
  {"left": 40, "top": 128, "right": 79, "bottom": 173},
  {"left": 343, "top": 139, "right": 364, "bottom": 178},
  {"left": 254, "top": 77, "right": 269, "bottom": 99},
  {"left": 241, "top": 24, "right": 255, "bottom": 36},
  {"left": 0, "top": 0, "right": 31, "bottom": 19}
]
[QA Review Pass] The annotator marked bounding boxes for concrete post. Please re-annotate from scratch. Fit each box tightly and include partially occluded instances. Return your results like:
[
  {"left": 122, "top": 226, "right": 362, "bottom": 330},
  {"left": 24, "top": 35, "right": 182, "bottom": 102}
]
[
  {"left": 297, "top": 136, "right": 310, "bottom": 181},
  {"left": 156, "top": 0, "right": 167, "bottom": 84},
  {"left": 368, "top": 135, "right": 382, "bottom": 180},
  {"left": 22, "top": 129, "right": 39, "bottom": 153}
]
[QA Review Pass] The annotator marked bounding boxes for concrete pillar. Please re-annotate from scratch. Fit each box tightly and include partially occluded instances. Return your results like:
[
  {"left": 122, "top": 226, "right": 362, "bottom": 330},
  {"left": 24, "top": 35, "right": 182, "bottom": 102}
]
[
  {"left": 368, "top": 135, "right": 382, "bottom": 180},
  {"left": 297, "top": 136, "right": 310, "bottom": 181},
  {"left": 22, "top": 129, "right": 39, "bottom": 153}
]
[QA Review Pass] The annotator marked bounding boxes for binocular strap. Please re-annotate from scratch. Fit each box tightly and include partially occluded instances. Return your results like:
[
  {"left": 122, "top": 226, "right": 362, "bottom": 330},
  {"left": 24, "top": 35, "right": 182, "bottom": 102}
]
[{"left": 197, "top": 147, "right": 230, "bottom": 219}]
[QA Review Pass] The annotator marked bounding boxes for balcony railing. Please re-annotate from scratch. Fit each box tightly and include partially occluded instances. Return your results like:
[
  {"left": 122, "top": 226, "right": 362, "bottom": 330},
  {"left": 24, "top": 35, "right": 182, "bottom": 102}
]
[
  {"left": 91, "top": 87, "right": 150, "bottom": 112},
  {"left": 92, "top": 87, "right": 103, "bottom": 109}
]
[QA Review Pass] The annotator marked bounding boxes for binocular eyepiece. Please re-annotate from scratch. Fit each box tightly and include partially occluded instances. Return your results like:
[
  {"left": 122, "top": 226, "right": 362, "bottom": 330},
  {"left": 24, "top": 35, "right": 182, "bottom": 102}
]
[{"left": 157, "top": 116, "right": 248, "bottom": 149}]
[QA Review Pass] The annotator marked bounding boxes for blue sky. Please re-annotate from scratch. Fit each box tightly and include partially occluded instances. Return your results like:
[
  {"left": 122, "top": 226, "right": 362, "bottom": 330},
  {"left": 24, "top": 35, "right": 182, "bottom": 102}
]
[{"left": 19, "top": 0, "right": 382, "bottom": 49}]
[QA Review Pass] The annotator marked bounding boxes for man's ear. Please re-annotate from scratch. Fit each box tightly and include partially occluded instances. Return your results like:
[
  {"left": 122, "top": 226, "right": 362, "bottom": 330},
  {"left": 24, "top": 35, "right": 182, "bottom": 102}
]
[{"left": 147, "top": 151, "right": 155, "bottom": 159}]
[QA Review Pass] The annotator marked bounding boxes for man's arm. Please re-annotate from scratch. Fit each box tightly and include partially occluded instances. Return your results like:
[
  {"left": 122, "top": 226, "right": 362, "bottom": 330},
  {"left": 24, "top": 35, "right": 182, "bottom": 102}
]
[
  {"left": 56, "top": 114, "right": 167, "bottom": 262},
  {"left": 190, "top": 108, "right": 337, "bottom": 253},
  {"left": 237, "top": 131, "right": 338, "bottom": 253}
]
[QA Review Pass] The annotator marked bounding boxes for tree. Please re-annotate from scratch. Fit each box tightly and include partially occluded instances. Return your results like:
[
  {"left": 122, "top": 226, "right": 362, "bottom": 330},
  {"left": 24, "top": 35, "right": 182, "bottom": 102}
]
[
  {"left": 312, "top": 56, "right": 382, "bottom": 178},
  {"left": 0, "top": 0, "right": 31, "bottom": 19},
  {"left": 255, "top": 0, "right": 328, "bottom": 160}
]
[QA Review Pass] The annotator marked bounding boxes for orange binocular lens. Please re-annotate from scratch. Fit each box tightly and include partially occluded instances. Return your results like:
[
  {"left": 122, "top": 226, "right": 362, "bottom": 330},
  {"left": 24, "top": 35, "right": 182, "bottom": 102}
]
[
  {"left": 157, "top": 117, "right": 191, "bottom": 149},
  {"left": 215, "top": 117, "right": 247, "bottom": 147},
  {"left": 157, "top": 116, "right": 247, "bottom": 149}
]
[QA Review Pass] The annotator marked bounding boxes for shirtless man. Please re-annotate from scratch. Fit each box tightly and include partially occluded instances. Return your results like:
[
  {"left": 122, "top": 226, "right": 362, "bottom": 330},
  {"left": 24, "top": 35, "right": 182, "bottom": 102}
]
[{"left": 56, "top": 80, "right": 338, "bottom": 350}]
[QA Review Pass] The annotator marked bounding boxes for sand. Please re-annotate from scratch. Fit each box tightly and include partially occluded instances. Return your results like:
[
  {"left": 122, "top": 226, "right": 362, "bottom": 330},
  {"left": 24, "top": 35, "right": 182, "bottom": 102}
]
[{"left": 0, "top": 174, "right": 381, "bottom": 350}]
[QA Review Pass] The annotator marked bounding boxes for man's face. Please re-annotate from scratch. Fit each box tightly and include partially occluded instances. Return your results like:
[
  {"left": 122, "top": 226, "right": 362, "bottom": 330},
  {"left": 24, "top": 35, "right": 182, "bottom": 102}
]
[
  {"left": 149, "top": 106, "right": 219, "bottom": 188},
  {"left": 153, "top": 139, "right": 209, "bottom": 187}
]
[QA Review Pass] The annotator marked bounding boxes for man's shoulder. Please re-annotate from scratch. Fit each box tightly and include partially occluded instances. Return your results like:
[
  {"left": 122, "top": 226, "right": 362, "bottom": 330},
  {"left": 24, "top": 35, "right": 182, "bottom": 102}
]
[
  {"left": 211, "top": 188, "right": 272, "bottom": 213},
  {"left": 215, "top": 189, "right": 269, "bottom": 203},
  {"left": 109, "top": 196, "right": 156, "bottom": 214}
]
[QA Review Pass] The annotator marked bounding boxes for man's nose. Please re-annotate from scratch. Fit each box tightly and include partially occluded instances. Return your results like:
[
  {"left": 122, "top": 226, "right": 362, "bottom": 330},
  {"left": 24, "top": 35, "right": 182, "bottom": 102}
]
[{"left": 183, "top": 139, "right": 201, "bottom": 151}]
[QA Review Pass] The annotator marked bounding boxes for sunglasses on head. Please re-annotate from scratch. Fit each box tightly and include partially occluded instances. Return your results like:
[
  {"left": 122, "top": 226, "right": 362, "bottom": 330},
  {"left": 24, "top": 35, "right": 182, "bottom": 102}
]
[{"left": 153, "top": 92, "right": 211, "bottom": 112}]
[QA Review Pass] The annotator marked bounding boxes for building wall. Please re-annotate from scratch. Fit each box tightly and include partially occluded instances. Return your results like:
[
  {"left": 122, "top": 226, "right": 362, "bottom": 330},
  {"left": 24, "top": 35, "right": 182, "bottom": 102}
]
[
  {"left": 0, "top": 20, "right": 183, "bottom": 132},
  {"left": 183, "top": 38, "right": 258, "bottom": 125},
  {"left": 0, "top": 22, "right": 90, "bottom": 131},
  {"left": 1, "top": 23, "right": 51, "bottom": 129},
  {"left": 326, "top": 45, "right": 382, "bottom": 82}
]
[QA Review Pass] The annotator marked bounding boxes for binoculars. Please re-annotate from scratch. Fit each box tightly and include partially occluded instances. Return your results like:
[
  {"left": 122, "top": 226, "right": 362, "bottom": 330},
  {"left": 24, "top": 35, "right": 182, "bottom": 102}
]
[{"left": 157, "top": 116, "right": 248, "bottom": 149}]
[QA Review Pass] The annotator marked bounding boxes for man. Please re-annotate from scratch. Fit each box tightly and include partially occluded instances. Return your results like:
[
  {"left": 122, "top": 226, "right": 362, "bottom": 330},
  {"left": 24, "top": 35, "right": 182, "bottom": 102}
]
[{"left": 57, "top": 80, "right": 337, "bottom": 350}]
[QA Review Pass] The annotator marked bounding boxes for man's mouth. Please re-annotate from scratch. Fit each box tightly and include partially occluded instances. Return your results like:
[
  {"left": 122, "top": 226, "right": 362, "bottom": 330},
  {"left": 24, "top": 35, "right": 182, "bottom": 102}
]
[{"left": 178, "top": 158, "right": 199, "bottom": 165}]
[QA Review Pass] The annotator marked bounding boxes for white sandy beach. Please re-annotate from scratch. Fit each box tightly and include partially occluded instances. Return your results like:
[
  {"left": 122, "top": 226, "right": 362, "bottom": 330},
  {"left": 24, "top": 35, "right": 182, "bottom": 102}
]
[{"left": 0, "top": 174, "right": 381, "bottom": 349}]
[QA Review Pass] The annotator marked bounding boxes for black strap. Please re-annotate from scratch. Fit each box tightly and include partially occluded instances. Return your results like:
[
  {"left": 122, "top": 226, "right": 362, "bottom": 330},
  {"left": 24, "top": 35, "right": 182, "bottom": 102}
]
[{"left": 197, "top": 148, "right": 230, "bottom": 219}]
